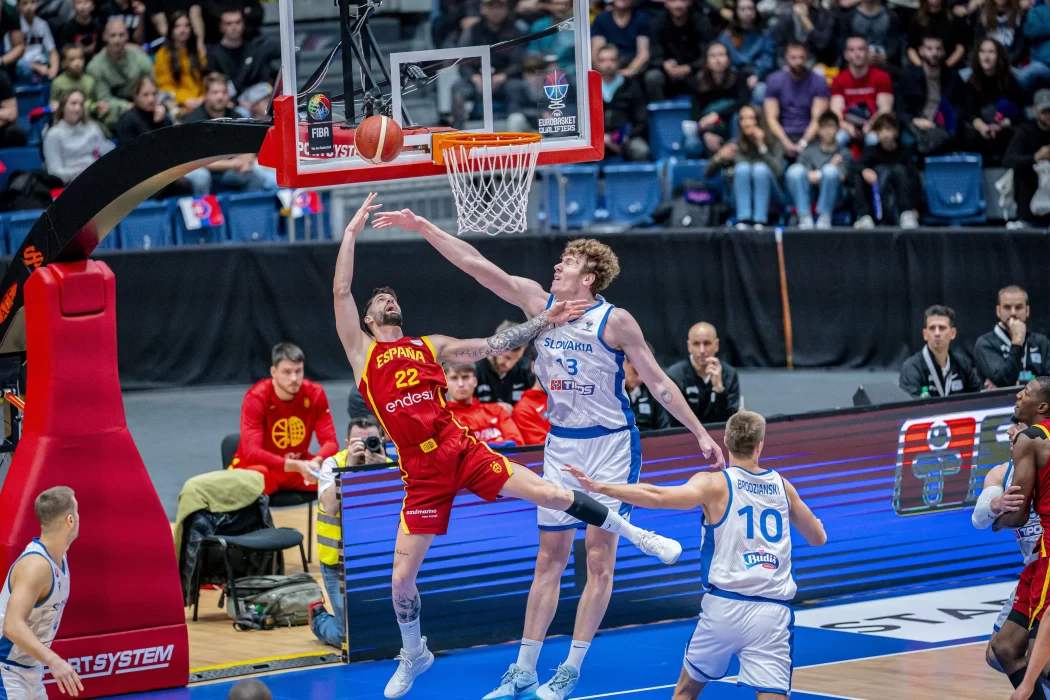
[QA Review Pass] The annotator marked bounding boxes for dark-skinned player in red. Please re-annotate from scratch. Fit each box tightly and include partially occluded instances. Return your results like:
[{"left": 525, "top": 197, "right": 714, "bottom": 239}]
[
  {"left": 334, "top": 194, "right": 685, "bottom": 700},
  {"left": 991, "top": 376, "right": 1050, "bottom": 700}
]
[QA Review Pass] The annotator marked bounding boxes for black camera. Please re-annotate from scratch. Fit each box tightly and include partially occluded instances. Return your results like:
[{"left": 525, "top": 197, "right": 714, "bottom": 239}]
[{"left": 364, "top": 435, "right": 383, "bottom": 453}]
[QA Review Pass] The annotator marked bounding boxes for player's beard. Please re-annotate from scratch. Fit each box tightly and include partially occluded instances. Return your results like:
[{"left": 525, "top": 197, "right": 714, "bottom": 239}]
[{"left": 376, "top": 310, "right": 402, "bottom": 327}]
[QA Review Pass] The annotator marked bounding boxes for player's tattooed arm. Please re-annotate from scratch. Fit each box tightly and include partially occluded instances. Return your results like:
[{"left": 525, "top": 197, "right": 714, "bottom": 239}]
[
  {"left": 393, "top": 592, "right": 421, "bottom": 623},
  {"left": 430, "top": 299, "right": 591, "bottom": 360}
]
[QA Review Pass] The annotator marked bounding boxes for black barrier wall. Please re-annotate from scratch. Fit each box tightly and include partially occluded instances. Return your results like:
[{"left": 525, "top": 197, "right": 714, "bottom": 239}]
[{"left": 0, "top": 230, "right": 1044, "bottom": 386}]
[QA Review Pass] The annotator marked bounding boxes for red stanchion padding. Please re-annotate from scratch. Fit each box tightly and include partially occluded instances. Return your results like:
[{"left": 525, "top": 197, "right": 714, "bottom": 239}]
[{"left": 0, "top": 261, "right": 189, "bottom": 698}]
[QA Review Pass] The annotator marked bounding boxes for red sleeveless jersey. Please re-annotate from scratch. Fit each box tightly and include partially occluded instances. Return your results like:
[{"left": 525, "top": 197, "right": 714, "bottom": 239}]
[
  {"left": 359, "top": 336, "right": 453, "bottom": 450},
  {"left": 1033, "top": 418, "right": 1050, "bottom": 524}
]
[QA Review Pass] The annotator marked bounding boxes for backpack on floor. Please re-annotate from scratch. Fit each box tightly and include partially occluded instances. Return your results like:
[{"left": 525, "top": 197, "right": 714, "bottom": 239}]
[{"left": 226, "top": 573, "right": 323, "bottom": 630}]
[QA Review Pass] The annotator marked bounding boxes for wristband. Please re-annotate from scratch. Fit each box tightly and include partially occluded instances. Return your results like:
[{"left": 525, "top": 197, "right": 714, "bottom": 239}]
[
  {"left": 798, "top": 139, "right": 808, "bottom": 149},
  {"left": 973, "top": 484, "right": 1004, "bottom": 528}
]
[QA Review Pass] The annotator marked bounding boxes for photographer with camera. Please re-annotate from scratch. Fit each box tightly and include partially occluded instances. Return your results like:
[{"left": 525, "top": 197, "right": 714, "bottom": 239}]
[{"left": 309, "top": 416, "right": 391, "bottom": 648}]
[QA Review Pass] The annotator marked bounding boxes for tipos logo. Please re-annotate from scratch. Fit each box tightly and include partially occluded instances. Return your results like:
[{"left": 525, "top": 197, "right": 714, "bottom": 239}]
[
  {"left": 490, "top": 461, "right": 503, "bottom": 474},
  {"left": 743, "top": 550, "right": 780, "bottom": 570},
  {"left": 272, "top": 416, "right": 306, "bottom": 449}
]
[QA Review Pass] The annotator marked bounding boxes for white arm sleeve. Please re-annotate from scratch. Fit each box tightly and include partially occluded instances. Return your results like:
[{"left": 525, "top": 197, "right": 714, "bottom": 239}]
[
  {"left": 973, "top": 485, "right": 1004, "bottom": 529},
  {"left": 317, "top": 456, "right": 338, "bottom": 497}
]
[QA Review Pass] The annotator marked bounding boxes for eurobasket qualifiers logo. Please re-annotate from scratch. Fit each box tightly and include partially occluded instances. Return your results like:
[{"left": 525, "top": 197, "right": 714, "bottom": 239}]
[
  {"left": 307, "top": 94, "right": 331, "bottom": 122},
  {"left": 539, "top": 71, "right": 577, "bottom": 136},
  {"left": 743, "top": 550, "right": 780, "bottom": 570}
]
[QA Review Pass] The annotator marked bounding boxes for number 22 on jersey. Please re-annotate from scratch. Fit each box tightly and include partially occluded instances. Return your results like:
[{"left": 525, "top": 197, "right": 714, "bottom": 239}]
[{"left": 395, "top": 369, "right": 419, "bottom": 388}]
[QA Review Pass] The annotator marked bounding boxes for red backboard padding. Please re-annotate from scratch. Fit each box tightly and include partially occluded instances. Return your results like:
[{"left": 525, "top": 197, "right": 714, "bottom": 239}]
[{"left": 0, "top": 261, "right": 188, "bottom": 697}]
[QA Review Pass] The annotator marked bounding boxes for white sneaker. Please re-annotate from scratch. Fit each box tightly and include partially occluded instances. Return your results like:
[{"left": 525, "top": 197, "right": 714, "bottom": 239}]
[
  {"left": 482, "top": 664, "right": 539, "bottom": 700},
  {"left": 816, "top": 213, "right": 832, "bottom": 229},
  {"left": 753, "top": 222, "right": 765, "bottom": 231},
  {"left": 854, "top": 215, "right": 875, "bottom": 229},
  {"left": 536, "top": 664, "right": 580, "bottom": 700},
  {"left": 798, "top": 215, "right": 814, "bottom": 230},
  {"left": 384, "top": 638, "right": 435, "bottom": 699},
  {"left": 899, "top": 211, "right": 919, "bottom": 229},
  {"left": 1006, "top": 220, "right": 1027, "bottom": 230},
  {"left": 734, "top": 221, "right": 751, "bottom": 230},
  {"left": 636, "top": 529, "right": 683, "bottom": 564}
]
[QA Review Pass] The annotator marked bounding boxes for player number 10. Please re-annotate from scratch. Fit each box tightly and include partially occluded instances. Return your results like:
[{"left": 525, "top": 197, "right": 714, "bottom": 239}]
[{"left": 737, "top": 505, "right": 783, "bottom": 543}]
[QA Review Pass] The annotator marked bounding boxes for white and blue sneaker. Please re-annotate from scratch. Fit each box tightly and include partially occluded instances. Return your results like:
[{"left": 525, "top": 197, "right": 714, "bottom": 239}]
[
  {"left": 383, "top": 637, "right": 435, "bottom": 699},
  {"left": 482, "top": 663, "right": 539, "bottom": 700},
  {"left": 535, "top": 664, "right": 579, "bottom": 700}
]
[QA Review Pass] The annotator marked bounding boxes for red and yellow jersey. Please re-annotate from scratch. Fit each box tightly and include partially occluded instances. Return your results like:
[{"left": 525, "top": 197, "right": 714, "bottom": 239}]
[
  {"left": 359, "top": 335, "right": 453, "bottom": 449},
  {"left": 512, "top": 388, "right": 550, "bottom": 446},
  {"left": 231, "top": 378, "right": 339, "bottom": 471},
  {"left": 1031, "top": 418, "right": 1050, "bottom": 531}
]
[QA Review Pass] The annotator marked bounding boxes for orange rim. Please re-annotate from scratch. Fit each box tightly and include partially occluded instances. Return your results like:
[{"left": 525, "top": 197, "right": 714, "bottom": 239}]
[{"left": 432, "top": 132, "right": 542, "bottom": 166}]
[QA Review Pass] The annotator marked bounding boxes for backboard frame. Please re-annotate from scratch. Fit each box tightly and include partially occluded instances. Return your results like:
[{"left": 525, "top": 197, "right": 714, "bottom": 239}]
[{"left": 256, "top": 0, "right": 604, "bottom": 189}]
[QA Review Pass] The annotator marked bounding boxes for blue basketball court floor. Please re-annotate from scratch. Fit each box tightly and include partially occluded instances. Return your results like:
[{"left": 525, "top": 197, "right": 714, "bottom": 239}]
[{"left": 125, "top": 579, "right": 1015, "bottom": 700}]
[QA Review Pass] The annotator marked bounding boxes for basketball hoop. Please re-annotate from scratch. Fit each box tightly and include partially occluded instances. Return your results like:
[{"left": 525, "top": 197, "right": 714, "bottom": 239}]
[{"left": 436, "top": 133, "right": 542, "bottom": 235}]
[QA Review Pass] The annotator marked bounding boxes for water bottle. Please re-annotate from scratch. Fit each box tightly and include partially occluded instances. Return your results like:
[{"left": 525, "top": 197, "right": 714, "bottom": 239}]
[
  {"left": 920, "top": 386, "right": 930, "bottom": 399},
  {"left": 872, "top": 179, "right": 883, "bottom": 222}
]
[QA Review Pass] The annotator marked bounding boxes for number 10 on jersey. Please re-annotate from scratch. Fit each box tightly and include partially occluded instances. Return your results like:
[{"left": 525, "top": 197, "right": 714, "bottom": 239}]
[{"left": 738, "top": 505, "right": 783, "bottom": 543}]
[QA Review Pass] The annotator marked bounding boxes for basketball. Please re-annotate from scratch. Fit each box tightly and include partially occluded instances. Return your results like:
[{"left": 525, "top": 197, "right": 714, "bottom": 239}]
[{"left": 354, "top": 116, "right": 404, "bottom": 165}]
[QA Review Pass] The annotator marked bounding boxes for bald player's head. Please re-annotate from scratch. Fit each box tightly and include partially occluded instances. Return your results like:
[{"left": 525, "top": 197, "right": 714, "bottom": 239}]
[
  {"left": 228, "top": 679, "right": 272, "bottom": 700},
  {"left": 687, "top": 322, "right": 719, "bottom": 364}
]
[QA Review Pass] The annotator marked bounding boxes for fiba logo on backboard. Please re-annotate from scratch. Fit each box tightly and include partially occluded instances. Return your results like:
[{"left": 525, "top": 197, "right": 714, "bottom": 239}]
[
  {"left": 539, "top": 71, "right": 577, "bottom": 136},
  {"left": 307, "top": 94, "right": 331, "bottom": 121},
  {"left": 893, "top": 406, "right": 1014, "bottom": 515}
]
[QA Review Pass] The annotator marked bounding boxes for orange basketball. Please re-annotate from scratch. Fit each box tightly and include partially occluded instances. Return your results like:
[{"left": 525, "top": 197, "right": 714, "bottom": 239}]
[{"left": 354, "top": 116, "right": 404, "bottom": 165}]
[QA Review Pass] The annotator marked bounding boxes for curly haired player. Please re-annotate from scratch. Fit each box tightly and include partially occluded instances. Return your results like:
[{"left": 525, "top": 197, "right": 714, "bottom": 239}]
[{"left": 336, "top": 194, "right": 685, "bottom": 699}]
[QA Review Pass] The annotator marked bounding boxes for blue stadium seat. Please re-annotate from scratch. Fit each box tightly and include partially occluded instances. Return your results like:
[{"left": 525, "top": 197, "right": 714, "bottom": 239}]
[
  {"left": 14, "top": 85, "right": 47, "bottom": 117},
  {"left": 542, "top": 164, "right": 600, "bottom": 228},
  {"left": 647, "top": 100, "right": 692, "bottom": 160},
  {"left": 117, "top": 200, "right": 175, "bottom": 250},
  {"left": 1, "top": 209, "right": 42, "bottom": 251},
  {"left": 923, "top": 153, "right": 987, "bottom": 225},
  {"left": 219, "top": 192, "right": 278, "bottom": 242},
  {"left": 174, "top": 198, "right": 228, "bottom": 245},
  {"left": 0, "top": 146, "right": 43, "bottom": 191},
  {"left": 665, "top": 158, "right": 708, "bottom": 199},
  {"left": 603, "top": 163, "right": 660, "bottom": 226}
]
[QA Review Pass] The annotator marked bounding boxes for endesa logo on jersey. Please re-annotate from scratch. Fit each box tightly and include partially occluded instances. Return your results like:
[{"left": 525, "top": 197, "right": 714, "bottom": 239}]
[
  {"left": 743, "top": 550, "right": 780, "bottom": 570},
  {"left": 894, "top": 406, "right": 1014, "bottom": 516},
  {"left": 385, "top": 390, "right": 434, "bottom": 413},
  {"left": 549, "top": 379, "right": 595, "bottom": 396}
]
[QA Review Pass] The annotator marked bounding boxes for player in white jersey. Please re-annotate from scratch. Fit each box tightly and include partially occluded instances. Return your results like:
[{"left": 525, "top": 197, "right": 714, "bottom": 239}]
[
  {"left": 570, "top": 411, "right": 826, "bottom": 699},
  {"left": 373, "top": 211, "right": 724, "bottom": 700},
  {"left": 0, "top": 486, "right": 82, "bottom": 699},
  {"left": 973, "top": 457, "right": 1043, "bottom": 673}
]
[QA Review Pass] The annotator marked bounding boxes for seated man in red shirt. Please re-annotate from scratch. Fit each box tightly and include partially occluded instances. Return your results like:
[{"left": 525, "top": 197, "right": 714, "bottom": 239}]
[
  {"left": 512, "top": 358, "right": 550, "bottom": 446},
  {"left": 230, "top": 343, "right": 339, "bottom": 495},
  {"left": 830, "top": 35, "right": 894, "bottom": 151},
  {"left": 443, "top": 363, "right": 524, "bottom": 446}
]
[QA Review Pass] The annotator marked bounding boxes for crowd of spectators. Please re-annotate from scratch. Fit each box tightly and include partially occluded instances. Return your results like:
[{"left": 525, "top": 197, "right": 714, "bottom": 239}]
[
  {"left": 436, "top": 0, "right": 1050, "bottom": 228},
  {"left": 0, "top": 0, "right": 279, "bottom": 196}
]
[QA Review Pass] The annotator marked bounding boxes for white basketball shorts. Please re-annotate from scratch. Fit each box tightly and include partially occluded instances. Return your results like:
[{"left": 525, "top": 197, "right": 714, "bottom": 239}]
[
  {"left": 683, "top": 592, "right": 794, "bottom": 695},
  {"left": 994, "top": 584, "right": 1019, "bottom": 633},
  {"left": 1, "top": 664, "right": 48, "bottom": 700},
  {"left": 537, "top": 427, "right": 641, "bottom": 530}
]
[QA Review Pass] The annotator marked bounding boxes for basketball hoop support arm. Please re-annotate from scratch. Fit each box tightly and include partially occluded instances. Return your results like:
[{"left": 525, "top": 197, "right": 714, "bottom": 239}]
[{"left": 336, "top": 0, "right": 415, "bottom": 126}]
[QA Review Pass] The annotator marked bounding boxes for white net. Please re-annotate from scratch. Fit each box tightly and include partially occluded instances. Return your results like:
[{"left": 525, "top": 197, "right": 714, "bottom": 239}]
[{"left": 442, "top": 138, "right": 542, "bottom": 235}]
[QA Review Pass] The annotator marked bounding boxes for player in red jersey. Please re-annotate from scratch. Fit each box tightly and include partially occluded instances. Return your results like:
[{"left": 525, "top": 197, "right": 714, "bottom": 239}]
[
  {"left": 444, "top": 362, "right": 525, "bottom": 446},
  {"left": 230, "top": 343, "right": 339, "bottom": 495},
  {"left": 334, "top": 194, "right": 686, "bottom": 700},
  {"left": 990, "top": 377, "right": 1050, "bottom": 700}
]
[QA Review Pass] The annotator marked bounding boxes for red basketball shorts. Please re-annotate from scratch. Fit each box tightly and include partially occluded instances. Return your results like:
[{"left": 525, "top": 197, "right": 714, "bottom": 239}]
[
  {"left": 398, "top": 424, "right": 514, "bottom": 536},
  {"left": 1012, "top": 556, "right": 1050, "bottom": 628}
]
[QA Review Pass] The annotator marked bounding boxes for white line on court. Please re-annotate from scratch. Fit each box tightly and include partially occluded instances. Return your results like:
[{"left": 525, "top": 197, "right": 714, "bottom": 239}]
[{"left": 571, "top": 639, "right": 986, "bottom": 699}]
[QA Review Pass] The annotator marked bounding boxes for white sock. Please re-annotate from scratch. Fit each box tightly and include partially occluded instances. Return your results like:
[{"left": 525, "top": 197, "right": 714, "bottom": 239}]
[
  {"left": 398, "top": 619, "right": 424, "bottom": 655},
  {"left": 565, "top": 640, "right": 590, "bottom": 672},
  {"left": 517, "top": 638, "right": 543, "bottom": 674},
  {"left": 599, "top": 508, "right": 644, "bottom": 545}
]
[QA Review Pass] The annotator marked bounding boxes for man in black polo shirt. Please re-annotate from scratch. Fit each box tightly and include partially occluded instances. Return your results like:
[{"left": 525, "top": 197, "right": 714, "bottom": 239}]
[
  {"left": 974, "top": 285, "right": 1050, "bottom": 390},
  {"left": 899, "top": 304, "right": 982, "bottom": 398},
  {"left": 474, "top": 320, "right": 535, "bottom": 409},
  {"left": 666, "top": 322, "right": 740, "bottom": 424},
  {"left": 625, "top": 343, "right": 668, "bottom": 431}
]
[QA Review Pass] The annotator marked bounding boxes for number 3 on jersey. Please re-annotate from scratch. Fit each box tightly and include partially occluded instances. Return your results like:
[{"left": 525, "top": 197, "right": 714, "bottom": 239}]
[
  {"left": 556, "top": 358, "right": 578, "bottom": 376},
  {"left": 738, "top": 505, "right": 783, "bottom": 542},
  {"left": 395, "top": 368, "right": 419, "bottom": 388}
]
